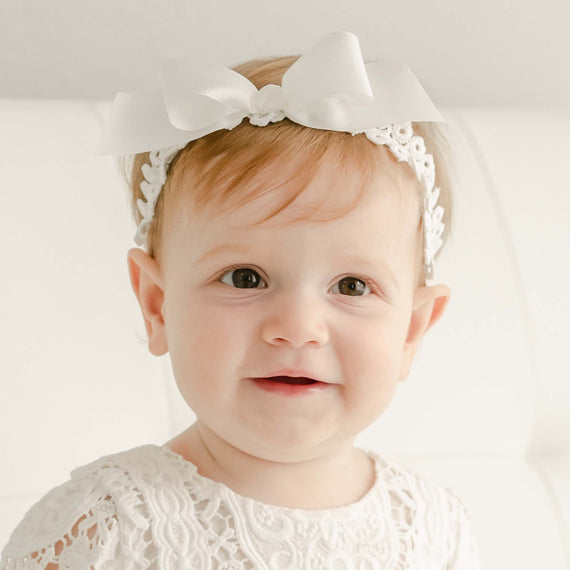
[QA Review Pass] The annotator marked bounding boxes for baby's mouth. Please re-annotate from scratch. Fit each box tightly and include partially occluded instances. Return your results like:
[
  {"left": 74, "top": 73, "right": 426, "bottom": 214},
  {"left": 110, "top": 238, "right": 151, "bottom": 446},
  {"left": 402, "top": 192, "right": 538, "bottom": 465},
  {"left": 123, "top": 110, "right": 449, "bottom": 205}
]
[
  {"left": 265, "top": 376, "right": 318, "bottom": 385},
  {"left": 250, "top": 376, "right": 331, "bottom": 395}
]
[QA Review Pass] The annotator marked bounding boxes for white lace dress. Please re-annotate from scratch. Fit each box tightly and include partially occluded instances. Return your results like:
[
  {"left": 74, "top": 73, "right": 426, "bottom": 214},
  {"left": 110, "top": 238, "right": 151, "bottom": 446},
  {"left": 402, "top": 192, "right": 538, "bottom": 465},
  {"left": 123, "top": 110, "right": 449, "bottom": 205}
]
[{"left": 0, "top": 444, "right": 482, "bottom": 569}]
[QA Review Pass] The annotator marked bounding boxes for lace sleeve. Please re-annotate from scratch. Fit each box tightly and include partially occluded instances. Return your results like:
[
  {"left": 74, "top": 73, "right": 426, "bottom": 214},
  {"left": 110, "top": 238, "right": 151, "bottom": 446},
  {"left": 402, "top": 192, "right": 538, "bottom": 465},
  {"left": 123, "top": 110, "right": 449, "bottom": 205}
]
[
  {"left": 446, "top": 490, "right": 483, "bottom": 570},
  {"left": 0, "top": 477, "right": 120, "bottom": 570}
]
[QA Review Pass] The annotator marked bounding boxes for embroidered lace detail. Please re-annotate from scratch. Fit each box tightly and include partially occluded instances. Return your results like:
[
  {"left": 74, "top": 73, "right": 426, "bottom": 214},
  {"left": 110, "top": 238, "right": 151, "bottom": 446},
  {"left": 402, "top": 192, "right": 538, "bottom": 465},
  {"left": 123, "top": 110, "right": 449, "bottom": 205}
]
[
  {"left": 133, "top": 145, "right": 184, "bottom": 247},
  {"left": 365, "top": 123, "right": 445, "bottom": 281},
  {"left": 1, "top": 445, "right": 481, "bottom": 569},
  {"left": 0, "top": 478, "right": 120, "bottom": 569}
]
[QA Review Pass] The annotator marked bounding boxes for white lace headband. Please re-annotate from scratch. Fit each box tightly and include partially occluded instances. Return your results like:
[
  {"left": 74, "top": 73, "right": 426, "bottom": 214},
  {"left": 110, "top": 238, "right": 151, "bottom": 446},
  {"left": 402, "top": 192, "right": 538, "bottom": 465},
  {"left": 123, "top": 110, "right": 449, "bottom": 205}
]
[{"left": 98, "top": 31, "right": 446, "bottom": 283}]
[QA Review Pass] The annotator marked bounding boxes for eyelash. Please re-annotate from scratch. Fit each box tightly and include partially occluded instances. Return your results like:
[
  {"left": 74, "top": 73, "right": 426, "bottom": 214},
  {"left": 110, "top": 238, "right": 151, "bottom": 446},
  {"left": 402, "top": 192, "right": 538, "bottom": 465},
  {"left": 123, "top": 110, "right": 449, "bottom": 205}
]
[{"left": 216, "top": 264, "right": 380, "bottom": 296}]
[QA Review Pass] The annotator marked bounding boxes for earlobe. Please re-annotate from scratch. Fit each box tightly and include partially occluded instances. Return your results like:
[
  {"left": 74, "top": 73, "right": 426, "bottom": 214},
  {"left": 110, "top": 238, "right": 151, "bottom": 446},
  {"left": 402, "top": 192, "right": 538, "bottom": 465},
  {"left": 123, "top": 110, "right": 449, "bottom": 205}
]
[
  {"left": 126, "top": 248, "right": 169, "bottom": 356},
  {"left": 399, "top": 284, "right": 452, "bottom": 381}
]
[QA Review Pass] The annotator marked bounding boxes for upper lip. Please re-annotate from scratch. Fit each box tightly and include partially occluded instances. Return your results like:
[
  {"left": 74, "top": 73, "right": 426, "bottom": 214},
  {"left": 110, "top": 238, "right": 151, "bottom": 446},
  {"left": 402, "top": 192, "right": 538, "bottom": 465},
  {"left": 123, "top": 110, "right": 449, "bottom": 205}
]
[{"left": 254, "top": 369, "right": 327, "bottom": 383}]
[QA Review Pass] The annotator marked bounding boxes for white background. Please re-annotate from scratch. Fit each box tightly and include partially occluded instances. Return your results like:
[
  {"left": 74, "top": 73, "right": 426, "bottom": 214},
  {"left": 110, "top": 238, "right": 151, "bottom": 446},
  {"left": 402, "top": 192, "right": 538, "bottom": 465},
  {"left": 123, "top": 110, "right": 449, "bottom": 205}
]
[
  {"left": 0, "top": 0, "right": 569, "bottom": 108},
  {"left": 1, "top": 2, "right": 569, "bottom": 568}
]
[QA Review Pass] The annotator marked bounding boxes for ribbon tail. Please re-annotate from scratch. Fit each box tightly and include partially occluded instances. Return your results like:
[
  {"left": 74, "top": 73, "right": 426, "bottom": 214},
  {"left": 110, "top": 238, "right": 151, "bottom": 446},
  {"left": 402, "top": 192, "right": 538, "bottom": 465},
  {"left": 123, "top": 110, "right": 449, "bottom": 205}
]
[
  {"left": 96, "top": 92, "right": 193, "bottom": 156},
  {"left": 365, "top": 61, "right": 446, "bottom": 124},
  {"left": 97, "top": 92, "right": 248, "bottom": 156}
]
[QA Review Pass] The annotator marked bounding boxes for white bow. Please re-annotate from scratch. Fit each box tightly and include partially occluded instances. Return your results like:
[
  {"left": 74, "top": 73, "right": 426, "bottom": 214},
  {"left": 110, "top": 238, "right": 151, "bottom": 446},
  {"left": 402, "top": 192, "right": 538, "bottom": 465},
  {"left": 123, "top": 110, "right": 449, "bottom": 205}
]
[{"left": 97, "top": 31, "right": 444, "bottom": 156}]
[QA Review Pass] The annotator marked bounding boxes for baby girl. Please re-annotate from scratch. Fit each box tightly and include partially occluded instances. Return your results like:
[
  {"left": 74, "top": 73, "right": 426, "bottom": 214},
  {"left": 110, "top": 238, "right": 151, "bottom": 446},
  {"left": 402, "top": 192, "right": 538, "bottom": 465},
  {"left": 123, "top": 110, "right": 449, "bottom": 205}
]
[{"left": 1, "top": 31, "right": 481, "bottom": 569}]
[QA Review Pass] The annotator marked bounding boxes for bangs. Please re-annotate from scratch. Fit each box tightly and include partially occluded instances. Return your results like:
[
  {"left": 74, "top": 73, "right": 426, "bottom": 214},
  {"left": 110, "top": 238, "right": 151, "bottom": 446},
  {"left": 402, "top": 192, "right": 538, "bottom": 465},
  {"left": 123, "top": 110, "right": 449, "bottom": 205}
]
[{"left": 163, "top": 117, "right": 422, "bottom": 232}]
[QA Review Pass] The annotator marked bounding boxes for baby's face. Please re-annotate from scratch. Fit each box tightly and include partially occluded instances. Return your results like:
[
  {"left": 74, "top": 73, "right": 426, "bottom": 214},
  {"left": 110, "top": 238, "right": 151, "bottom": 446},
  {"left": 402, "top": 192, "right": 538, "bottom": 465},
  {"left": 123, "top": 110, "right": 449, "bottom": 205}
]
[{"left": 155, "top": 165, "right": 422, "bottom": 461}]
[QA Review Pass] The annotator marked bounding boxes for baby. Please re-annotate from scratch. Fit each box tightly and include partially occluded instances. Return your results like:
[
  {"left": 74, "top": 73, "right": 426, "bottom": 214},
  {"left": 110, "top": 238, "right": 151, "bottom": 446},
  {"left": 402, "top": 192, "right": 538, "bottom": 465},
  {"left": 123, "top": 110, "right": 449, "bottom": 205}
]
[{"left": 1, "top": 32, "right": 482, "bottom": 569}]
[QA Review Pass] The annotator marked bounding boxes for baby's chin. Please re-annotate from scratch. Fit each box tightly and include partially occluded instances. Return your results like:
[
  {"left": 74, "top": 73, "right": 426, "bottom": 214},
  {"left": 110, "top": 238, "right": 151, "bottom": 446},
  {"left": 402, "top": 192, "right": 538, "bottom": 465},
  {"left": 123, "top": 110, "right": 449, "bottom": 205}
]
[{"left": 228, "top": 424, "right": 356, "bottom": 465}]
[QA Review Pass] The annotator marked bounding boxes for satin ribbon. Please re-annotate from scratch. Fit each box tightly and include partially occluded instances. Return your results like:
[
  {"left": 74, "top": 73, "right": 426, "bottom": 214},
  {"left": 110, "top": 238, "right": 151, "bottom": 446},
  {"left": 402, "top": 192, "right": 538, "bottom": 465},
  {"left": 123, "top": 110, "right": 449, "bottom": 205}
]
[{"left": 97, "top": 31, "right": 444, "bottom": 156}]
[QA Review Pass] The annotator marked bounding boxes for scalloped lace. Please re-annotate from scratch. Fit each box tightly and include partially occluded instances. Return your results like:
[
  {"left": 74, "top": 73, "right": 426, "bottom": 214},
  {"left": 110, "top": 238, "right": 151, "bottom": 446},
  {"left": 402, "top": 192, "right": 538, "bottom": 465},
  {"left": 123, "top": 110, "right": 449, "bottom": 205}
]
[{"left": 1, "top": 445, "right": 481, "bottom": 569}]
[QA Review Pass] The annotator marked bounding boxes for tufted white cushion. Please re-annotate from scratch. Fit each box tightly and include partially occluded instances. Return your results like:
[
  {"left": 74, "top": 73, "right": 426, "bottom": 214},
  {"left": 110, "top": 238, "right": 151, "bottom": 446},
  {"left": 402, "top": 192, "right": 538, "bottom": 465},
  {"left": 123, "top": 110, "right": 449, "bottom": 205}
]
[{"left": 0, "top": 100, "right": 568, "bottom": 569}]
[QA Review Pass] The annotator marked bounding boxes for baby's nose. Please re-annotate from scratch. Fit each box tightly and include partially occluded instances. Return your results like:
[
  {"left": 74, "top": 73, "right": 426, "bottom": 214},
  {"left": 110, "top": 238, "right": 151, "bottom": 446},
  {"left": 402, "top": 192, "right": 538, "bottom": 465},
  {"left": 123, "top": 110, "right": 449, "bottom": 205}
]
[{"left": 260, "top": 293, "right": 329, "bottom": 348}]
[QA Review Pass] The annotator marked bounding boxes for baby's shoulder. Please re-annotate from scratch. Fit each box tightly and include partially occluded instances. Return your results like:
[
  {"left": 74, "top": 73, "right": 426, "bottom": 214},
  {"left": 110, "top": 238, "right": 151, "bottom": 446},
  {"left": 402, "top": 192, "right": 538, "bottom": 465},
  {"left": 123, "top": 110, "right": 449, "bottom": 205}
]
[
  {"left": 366, "top": 452, "right": 482, "bottom": 568},
  {"left": 370, "top": 451, "right": 472, "bottom": 522},
  {"left": 0, "top": 445, "right": 163, "bottom": 568}
]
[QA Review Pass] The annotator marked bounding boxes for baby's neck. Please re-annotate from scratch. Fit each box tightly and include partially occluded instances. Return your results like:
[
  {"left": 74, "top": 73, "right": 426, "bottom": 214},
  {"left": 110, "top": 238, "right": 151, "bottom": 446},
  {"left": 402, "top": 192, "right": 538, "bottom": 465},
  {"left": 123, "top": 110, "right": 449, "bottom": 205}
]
[{"left": 165, "top": 422, "right": 375, "bottom": 510}]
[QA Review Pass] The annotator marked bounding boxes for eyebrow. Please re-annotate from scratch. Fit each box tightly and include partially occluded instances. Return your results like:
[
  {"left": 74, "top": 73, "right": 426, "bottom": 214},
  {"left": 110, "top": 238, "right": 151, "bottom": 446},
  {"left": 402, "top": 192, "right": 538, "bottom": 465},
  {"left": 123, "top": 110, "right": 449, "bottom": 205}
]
[
  {"left": 197, "top": 243, "right": 254, "bottom": 264},
  {"left": 197, "top": 243, "right": 399, "bottom": 287}
]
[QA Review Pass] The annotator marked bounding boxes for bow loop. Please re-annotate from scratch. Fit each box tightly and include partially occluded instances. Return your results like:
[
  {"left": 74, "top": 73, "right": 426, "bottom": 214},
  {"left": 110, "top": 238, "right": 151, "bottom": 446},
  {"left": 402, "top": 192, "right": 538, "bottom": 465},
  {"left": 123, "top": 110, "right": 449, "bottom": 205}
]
[
  {"left": 161, "top": 58, "right": 258, "bottom": 132},
  {"left": 282, "top": 31, "right": 374, "bottom": 109}
]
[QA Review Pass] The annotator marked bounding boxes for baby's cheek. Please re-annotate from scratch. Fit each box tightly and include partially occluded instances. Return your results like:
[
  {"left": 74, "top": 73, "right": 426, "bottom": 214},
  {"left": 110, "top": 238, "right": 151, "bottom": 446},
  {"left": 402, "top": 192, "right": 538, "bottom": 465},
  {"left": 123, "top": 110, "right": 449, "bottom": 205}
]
[
  {"left": 175, "top": 303, "right": 250, "bottom": 385},
  {"left": 190, "top": 304, "right": 249, "bottom": 359},
  {"left": 344, "top": 366, "right": 402, "bottom": 434},
  {"left": 341, "top": 326, "right": 403, "bottom": 393}
]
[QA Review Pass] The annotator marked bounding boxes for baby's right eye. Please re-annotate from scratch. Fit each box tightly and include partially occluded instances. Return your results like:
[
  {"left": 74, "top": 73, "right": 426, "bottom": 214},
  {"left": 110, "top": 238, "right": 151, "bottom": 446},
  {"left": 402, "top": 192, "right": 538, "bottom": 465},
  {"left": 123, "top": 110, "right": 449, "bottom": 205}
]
[{"left": 219, "top": 266, "right": 267, "bottom": 289}]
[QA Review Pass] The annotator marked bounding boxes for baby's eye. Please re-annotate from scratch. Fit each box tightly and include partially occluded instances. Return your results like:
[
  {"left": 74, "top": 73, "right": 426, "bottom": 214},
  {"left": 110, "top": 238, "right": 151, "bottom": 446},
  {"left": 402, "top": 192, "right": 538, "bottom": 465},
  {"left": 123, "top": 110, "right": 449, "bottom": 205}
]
[
  {"left": 219, "top": 267, "right": 266, "bottom": 289},
  {"left": 218, "top": 267, "right": 373, "bottom": 296},
  {"left": 332, "top": 276, "right": 372, "bottom": 297}
]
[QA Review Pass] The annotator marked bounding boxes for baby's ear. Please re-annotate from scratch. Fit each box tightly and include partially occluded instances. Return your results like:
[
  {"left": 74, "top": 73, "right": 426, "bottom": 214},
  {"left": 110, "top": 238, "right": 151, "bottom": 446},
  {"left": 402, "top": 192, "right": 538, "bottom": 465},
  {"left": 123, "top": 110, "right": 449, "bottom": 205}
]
[
  {"left": 127, "top": 248, "right": 168, "bottom": 356},
  {"left": 399, "top": 284, "right": 451, "bottom": 381}
]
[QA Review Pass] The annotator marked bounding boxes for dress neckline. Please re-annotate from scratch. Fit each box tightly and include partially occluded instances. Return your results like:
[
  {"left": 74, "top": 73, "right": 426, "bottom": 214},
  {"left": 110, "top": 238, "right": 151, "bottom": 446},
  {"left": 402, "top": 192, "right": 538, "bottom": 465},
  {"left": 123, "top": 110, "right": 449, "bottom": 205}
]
[{"left": 154, "top": 443, "right": 385, "bottom": 515}]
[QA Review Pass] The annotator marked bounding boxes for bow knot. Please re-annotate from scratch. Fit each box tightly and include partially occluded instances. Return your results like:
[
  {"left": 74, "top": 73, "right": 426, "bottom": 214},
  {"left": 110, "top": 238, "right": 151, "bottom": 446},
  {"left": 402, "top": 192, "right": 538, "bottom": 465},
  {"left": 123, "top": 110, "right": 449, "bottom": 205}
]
[{"left": 249, "top": 84, "right": 287, "bottom": 126}]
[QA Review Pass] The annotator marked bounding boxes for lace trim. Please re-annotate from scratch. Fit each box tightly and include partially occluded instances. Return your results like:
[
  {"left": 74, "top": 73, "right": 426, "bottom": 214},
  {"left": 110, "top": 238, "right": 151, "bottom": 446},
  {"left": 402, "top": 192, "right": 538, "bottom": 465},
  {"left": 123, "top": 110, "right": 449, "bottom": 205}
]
[
  {"left": 1, "top": 495, "right": 119, "bottom": 569},
  {"left": 1, "top": 445, "right": 481, "bottom": 570},
  {"left": 157, "top": 445, "right": 477, "bottom": 569}
]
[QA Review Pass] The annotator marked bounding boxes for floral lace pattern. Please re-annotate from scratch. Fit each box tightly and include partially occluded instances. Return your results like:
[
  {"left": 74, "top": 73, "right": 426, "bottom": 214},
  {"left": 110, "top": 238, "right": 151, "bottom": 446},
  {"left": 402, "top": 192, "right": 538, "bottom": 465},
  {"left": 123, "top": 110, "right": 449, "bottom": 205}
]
[{"left": 1, "top": 445, "right": 481, "bottom": 569}]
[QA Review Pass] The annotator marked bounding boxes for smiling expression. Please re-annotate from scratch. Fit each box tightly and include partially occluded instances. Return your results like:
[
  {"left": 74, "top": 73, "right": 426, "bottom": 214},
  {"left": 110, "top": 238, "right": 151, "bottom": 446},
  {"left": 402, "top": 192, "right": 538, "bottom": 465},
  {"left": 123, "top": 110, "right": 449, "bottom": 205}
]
[{"left": 145, "top": 157, "right": 425, "bottom": 462}]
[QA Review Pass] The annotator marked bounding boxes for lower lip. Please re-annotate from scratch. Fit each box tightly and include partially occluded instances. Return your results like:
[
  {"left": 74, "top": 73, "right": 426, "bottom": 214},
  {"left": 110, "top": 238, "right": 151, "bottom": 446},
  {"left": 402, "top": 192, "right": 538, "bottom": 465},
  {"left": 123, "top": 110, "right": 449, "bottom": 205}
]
[{"left": 251, "top": 378, "right": 331, "bottom": 396}]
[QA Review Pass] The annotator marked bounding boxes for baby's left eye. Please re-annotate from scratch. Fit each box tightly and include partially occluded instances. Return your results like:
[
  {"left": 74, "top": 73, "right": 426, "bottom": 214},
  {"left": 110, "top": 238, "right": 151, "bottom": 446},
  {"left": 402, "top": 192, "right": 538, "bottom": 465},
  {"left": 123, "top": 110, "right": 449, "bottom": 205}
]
[{"left": 332, "top": 276, "right": 372, "bottom": 297}]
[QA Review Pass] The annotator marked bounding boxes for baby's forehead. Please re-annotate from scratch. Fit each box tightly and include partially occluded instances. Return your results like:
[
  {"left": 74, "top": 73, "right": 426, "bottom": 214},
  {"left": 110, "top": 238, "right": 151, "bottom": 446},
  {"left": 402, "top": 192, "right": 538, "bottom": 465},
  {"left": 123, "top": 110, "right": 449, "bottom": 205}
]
[
  {"left": 184, "top": 151, "right": 419, "bottom": 228},
  {"left": 160, "top": 160, "right": 422, "bottom": 292},
  {"left": 190, "top": 193, "right": 409, "bottom": 244},
  {"left": 162, "top": 147, "right": 423, "bottom": 277},
  {"left": 174, "top": 178, "right": 420, "bottom": 267}
]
